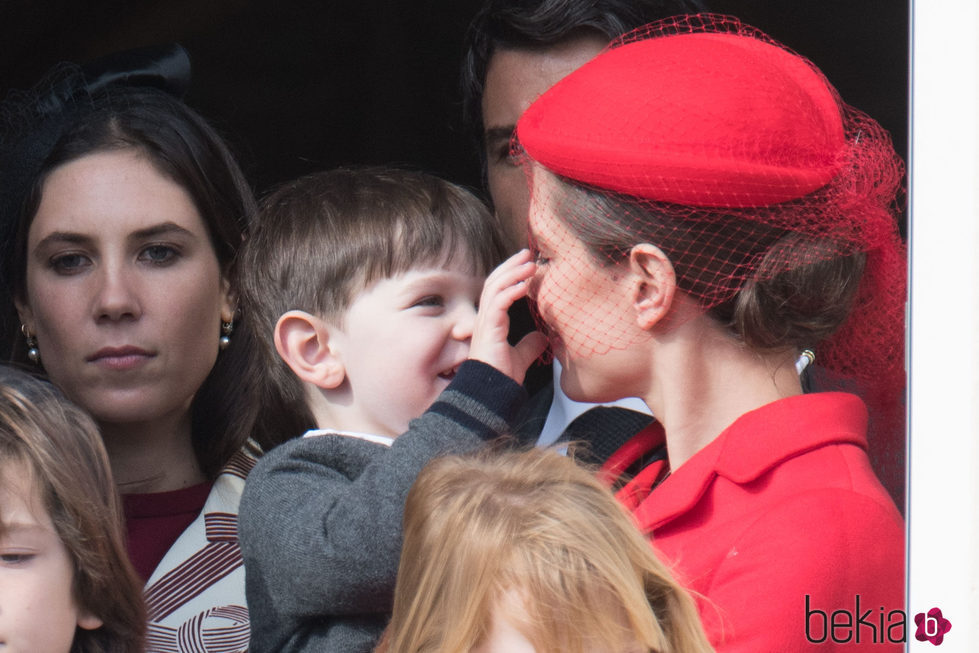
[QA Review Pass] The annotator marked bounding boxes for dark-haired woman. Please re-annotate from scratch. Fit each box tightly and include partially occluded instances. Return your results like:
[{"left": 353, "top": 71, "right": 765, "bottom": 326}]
[
  {"left": 477, "top": 15, "right": 907, "bottom": 652},
  {"left": 0, "top": 47, "right": 293, "bottom": 651}
]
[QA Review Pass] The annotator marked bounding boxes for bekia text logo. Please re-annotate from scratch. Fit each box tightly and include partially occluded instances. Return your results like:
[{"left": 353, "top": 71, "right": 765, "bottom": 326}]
[
  {"left": 914, "top": 608, "right": 952, "bottom": 646},
  {"left": 805, "top": 596, "right": 952, "bottom": 645}
]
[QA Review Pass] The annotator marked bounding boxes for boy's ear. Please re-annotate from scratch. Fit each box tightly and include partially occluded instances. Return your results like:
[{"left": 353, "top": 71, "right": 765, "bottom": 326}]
[
  {"left": 77, "top": 610, "right": 103, "bottom": 631},
  {"left": 274, "top": 310, "right": 346, "bottom": 389},
  {"left": 628, "top": 243, "right": 677, "bottom": 330}
]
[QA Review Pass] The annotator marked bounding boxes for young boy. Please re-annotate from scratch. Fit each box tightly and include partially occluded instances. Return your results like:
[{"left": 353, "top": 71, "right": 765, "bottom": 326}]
[{"left": 237, "top": 167, "right": 545, "bottom": 652}]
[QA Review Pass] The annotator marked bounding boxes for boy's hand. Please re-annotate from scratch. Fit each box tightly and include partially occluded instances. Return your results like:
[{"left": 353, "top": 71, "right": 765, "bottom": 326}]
[{"left": 469, "top": 249, "right": 548, "bottom": 384}]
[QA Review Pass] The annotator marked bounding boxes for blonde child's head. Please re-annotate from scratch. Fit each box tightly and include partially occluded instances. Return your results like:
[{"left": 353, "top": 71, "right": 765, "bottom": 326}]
[
  {"left": 0, "top": 366, "right": 145, "bottom": 653},
  {"left": 240, "top": 166, "right": 506, "bottom": 437},
  {"left": 382, "top": 447, "right": 712, "bottom": 653}
]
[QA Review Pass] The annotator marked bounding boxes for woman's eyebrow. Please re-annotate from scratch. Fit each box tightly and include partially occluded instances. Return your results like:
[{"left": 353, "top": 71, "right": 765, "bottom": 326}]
[
  {"left": 34, "top": 222, "right": 195, "bottom": 250},
  {"left": 128, "top": 221, "right": 195, "bottom": 241},
  {"left": 32, "top": 231, "right": 93, "bottom": 254}
]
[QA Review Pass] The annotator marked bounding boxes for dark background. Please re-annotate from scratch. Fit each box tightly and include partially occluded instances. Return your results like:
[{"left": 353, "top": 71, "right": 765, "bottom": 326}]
[{"left": 1, "top": 1, "right": 909, "bottom": 200}]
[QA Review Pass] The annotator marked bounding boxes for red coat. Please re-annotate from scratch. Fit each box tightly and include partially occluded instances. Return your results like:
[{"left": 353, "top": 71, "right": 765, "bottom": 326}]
[{"left": 605, "top": 393, "right": 905, "bottom": 651}]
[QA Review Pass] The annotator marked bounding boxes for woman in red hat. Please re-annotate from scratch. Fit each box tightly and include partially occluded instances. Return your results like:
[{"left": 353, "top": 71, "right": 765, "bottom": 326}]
[{"left": 499, "top": 14, "right": 906, "bottom": 652}]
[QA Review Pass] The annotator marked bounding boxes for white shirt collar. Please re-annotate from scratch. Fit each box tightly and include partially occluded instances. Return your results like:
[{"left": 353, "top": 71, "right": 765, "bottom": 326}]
[
  {"left": 303, "top": 428, "right": 395, "bottom": 447},
  {"left": 534, "top": 360, "right": 651, "bottom": 447}
]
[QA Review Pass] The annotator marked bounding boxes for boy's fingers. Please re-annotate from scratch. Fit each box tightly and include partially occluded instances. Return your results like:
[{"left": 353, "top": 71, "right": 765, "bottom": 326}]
[
  {"left": 469, "top": 249, "right": 545, "bottom": 382},
  {"left": 490, "top": 278, "right": 530, "bottom": 311},
  {"left": 483, "top": 250, "right": 534, "bottom": 287},
  {"left": 479, "top": 264, "right": 535, "bottom": 324},
  {"left": 482, "top": 261, "right": 535, "bottom": 301}
]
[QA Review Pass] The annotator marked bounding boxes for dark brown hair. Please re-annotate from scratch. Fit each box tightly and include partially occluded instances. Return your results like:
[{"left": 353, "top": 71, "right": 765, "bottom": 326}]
[
  {"left": 0, "top": 365, "right": 145, "bottom": 653},
  {"left": 240, "top": 166, "right": 506, "bottom": 431},
  {"left": 460, "top": 0, "right": 707, "bottom": 178},
  {"left": 3, "top": 87, "right": 284, "bottom": 472}
]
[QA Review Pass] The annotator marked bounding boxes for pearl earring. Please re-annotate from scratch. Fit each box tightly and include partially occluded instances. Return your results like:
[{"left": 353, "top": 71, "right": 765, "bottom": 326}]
[
  {"left": 219, "top": 320, "right": 234, "bottom": 350},
  {"left": 21, "top": 324, "right": 40, "bottom": 365}
]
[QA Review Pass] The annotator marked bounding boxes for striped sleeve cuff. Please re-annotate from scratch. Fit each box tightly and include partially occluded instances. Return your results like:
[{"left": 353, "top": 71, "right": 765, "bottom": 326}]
[{"left": 429, "top": 360, "right": 527, "bottom": 438}]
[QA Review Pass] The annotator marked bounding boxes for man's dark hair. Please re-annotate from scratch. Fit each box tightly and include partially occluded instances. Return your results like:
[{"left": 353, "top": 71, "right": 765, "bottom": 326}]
[{"left": 461, "top": 0, "right": 708, "bottom": 153}]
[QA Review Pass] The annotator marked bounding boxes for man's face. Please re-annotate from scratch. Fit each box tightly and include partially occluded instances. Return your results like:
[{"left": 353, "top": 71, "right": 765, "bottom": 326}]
[{"left": 481, "top": 35, "right": 607, "bottom": 253}]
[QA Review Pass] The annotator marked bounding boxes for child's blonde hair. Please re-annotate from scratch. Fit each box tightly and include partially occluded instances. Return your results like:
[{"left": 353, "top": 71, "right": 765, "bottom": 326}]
[
  {"left": 0, "top": 366, "right": 145, "bottom": 653},
  {"left": 381, "top": 447, "right": 712, "bottom": 653}
]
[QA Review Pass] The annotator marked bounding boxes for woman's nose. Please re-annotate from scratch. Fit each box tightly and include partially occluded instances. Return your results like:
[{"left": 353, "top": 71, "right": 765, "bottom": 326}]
[{"left": 93, "top": 264, "right": 141, "bottom": 322}]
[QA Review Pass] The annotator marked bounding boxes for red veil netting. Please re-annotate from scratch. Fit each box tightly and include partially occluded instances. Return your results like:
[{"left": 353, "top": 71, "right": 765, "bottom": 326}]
[{"left": 514, "top": 14, "right": 907, "bottom": 503}]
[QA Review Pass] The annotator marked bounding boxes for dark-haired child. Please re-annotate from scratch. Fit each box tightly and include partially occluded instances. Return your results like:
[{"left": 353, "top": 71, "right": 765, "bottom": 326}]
[{"left": 238, "top": 167, "right": 545, "bottom": 652}]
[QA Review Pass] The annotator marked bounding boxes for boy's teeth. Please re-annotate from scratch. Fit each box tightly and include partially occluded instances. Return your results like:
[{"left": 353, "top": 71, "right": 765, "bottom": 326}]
[{"left": 439, "top": 365, "right": 459, "bottom": 379}]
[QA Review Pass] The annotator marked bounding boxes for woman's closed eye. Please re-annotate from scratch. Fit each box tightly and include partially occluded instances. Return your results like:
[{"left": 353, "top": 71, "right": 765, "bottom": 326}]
[{"left": 530, "top": 248, "right": 550, "bottom": 266}]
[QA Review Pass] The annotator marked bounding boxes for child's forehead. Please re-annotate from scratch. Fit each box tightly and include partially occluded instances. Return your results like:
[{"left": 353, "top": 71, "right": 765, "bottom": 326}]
[
  {"left": 427, "top": 239, "right": 485, "bottom": 271},
  {"left": 367, "top": 262, "right": 483, "bottom": 295},
  {"left": 417, "top": 248, "right": 482, "bottom": 277},
  {"left": 0, "top": 458, "right": 37, "bottom": 494},
  {"left": 0, "top": 462, "right": 51, "bottom": 534},
  {"left": 376, "top": 248, "right": 484, "bottom": 288}
]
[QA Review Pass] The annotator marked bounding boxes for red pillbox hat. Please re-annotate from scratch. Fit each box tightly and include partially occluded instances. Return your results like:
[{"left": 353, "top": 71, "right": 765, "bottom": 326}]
[{"left": 517, "top": 25, "right": 846, "bottom": 207}]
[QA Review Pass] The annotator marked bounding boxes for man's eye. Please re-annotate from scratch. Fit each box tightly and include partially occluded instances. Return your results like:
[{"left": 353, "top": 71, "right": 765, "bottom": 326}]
[{"left": 487, "top": 143, "right": 519, "bottom": 167}]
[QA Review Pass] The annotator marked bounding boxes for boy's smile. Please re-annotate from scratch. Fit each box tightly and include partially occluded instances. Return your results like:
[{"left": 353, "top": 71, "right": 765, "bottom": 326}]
[{"left": 326, "top": 251, "right": 483, "bottom": 437}]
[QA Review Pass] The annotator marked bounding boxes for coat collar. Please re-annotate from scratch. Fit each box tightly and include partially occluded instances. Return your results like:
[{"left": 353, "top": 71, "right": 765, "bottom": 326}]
[{"left": 627, "top": 392, "right": 868, "bottom": 531}]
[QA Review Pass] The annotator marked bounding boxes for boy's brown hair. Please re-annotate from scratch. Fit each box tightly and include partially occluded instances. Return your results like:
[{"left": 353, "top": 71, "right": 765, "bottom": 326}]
[{"left": 240, "top": 166, "right": 505, "bottom": 433}]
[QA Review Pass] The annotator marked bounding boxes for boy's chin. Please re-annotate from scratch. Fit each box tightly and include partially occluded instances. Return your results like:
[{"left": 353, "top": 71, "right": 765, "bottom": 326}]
[{"left": 430, "top": 376, "right": 452, "bottom": 401}]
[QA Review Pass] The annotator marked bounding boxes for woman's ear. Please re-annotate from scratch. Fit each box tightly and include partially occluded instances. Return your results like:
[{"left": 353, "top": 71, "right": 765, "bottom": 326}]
[
  {"left": 628, "top": 243, "right": 677, "bottom": 330},
  {"left": 219, "top": 276, "right": 236, "bottom": 324},
  {"left": 13, "top": 294, "right": 33, "bottom": 332},
  {"left": 274, "top": 311, "right": 346, "bottom": 389}
]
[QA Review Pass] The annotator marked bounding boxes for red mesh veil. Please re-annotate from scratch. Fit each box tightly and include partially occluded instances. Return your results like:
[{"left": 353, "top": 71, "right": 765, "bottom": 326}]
[{"left": 515, "top": 14, "right": 906, "bottom": 501}]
